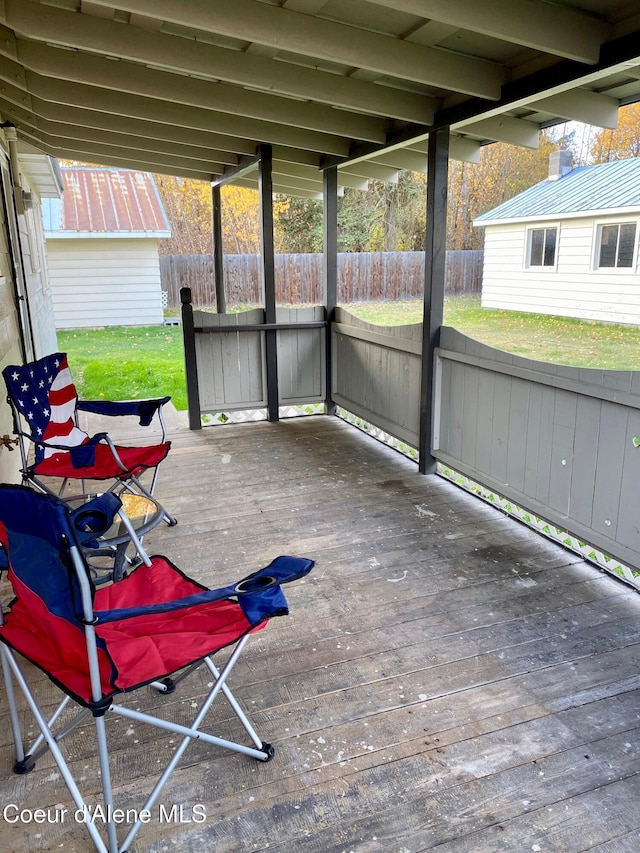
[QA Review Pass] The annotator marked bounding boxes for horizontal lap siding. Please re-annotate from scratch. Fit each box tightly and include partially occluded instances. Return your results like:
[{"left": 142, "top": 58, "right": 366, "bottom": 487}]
[{"left": 47, "top": 238, "right": 164, "bottom": 328}]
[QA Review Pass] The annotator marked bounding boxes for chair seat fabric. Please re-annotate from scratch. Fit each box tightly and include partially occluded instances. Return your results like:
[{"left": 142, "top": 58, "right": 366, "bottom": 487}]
[
  {"left": 33, "top": 441, "right": 171, "bottom": 479},
  {"left": 93, "top": 558, "right": 266, "bottom": 693},
  {"left": 0, "top": 557, "right": 270, "bottom": 706}
]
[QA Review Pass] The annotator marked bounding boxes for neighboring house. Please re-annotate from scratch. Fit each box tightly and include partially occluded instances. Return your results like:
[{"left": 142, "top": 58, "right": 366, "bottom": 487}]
[
  {"left": 474, "top": 153, "right": 640, "bottom": 326},
  {"left": 42, "top": 168, "right": 171, "bottom": 329}
]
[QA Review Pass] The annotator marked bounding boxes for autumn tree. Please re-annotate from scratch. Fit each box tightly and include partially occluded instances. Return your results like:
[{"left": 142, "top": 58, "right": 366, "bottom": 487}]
[
  {"left": 274, "top": 196, "right": 323, "bottom": 252},
  {"left": 154, "top": 174, "right": 212, "bottom": 255},
  {"left": 220, "top": 186, "right": 261, "bottom": 254},
  {"left": 590, "top": 102, "right": 640, "bottom": 163},
  {"left": 447, "top": 133, "right": 559, "bottom": 249}
]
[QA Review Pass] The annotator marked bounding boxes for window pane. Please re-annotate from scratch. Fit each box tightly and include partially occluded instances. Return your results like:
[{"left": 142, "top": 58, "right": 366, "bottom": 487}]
[
  {"left": 543, "top": 229, "right": 556, "bottom": 266},
  {"left": 617, "top": 223, "right": 636, "bottom": 267},
  {"left": 599, "top": 224, "right": 617, "bottom": 267},
  {"left": 530, "top": 229, "right": 544, "bottom": 266}
]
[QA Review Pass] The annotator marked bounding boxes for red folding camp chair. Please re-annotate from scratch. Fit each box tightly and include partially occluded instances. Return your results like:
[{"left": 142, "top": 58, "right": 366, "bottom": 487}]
[
  {"left": 0, "top": 485, "right": 313, "bottom": 853},
  {"left": 3, "top": 352, "right": 177, "bottom": 577}
]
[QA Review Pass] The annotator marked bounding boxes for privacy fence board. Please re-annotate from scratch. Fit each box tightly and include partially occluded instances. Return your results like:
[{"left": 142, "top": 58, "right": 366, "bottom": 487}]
[
  {"left": 332, "top": 307, "right": 422, "bottom": 448},
  {"left": 192, "top": 306, "right": 325, "bottom": 413},
  {"left": 434, "top": 326, "right": 640, "bottom": 572},
  {"left": 162, "top": 250, "right": 482, "bottom": 308}
]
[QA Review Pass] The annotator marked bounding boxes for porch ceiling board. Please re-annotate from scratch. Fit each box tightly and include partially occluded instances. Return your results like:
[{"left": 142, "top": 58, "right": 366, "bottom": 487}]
[
  {"left": 0, "top": 1, "right": 638, "bottom": 183},
  {"left": 5, "top": 0, "right": 436, "bottom": 125},
  {"left": 63, "top": 0, "right": 507, "bottom": 99},
  {"left": 361, "top": 0, "right": 609, "bottom": 64}
]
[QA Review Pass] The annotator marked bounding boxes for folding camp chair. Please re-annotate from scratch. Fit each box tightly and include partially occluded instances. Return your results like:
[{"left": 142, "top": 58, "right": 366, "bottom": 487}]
[
  {"left": 0, "top": 485, "right": 313, "bottom": 853},
  {"left": 3, "top": 352, "right": 177, "bottom": 577}
]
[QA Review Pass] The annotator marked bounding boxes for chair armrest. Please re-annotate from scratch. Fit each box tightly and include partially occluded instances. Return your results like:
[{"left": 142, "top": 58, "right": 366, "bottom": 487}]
[
  {"left": 93, "top": 556, "right": 314, "bottom": 625},
  {"left": 77, "top": 397, "right": 171, "bottom": 427}
]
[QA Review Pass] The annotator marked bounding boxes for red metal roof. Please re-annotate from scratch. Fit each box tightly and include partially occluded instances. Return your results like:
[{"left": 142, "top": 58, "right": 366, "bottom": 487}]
[{"left": 57, "top": 168, "right": 170, "bottom": 234}]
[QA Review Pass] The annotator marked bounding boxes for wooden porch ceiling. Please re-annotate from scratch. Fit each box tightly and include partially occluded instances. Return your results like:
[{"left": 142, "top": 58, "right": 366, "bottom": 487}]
[
  {"left": 2, "top": 1, "right": 640, "bottom": 196},
  {"left": 2, "top": 415, "right": 639, "bottom": 851}
]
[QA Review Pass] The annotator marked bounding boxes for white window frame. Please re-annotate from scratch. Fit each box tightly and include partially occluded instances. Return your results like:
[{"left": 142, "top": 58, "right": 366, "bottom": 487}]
[
  {"left": 524, "top": 224, "right": 559, "bottom": 271},
  {"left": 592, "top": 219, "right": 639, "bottom": 272}
]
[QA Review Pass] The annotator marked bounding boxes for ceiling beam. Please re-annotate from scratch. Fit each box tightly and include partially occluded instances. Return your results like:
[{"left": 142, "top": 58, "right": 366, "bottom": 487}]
[
  {"left": 29, "top": 132, "right": 229, "bottom": 176},
  {"left": 79, "top": 0, "right": 506, "bottom": 99},
  {"left": 3, "top": 0, "right": 436, "bottom": 125},
  {"left": 368, "top": 150, "right": 428, "bottom": 172},
  {"left": 16, "top": 70, "right": 352, "bottom": 157},
  {"left": 452, "top": 115, "right": 540, "bottom": 147},
  {"left": 361, "top": 0, "right": 610, "bottom": 64},
  {"left": 232, "top": 176, "right": 325, "bottom": 200},
  {"left": 340, "top": 162, "right": 399, "bottom": 183},
  {"left": 531, "top": 88, "right": 619, "bottom": 128},
  {"left": 19, "top": 100, "right": 258, "bottom": 158},
  {"left": 16, "top": 40, "right": 389, "bottom": 143},
  {"left": 274, "top": 160, "right": 368, "bottom": 191},
  {"left": 449, "top": 135, "right": 482, "bottom": 163},
  {"left": 33, "top": 140, "right": 218, "bottom": 181},
  {"left": 29, "top": 119, "right": 241, "bottom": 166}
]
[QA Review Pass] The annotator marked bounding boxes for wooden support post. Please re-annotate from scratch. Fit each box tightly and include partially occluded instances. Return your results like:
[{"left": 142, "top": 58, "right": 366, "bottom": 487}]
[
  {"left": 419, "top": 127, "right": 449, "bottom": 473},
  {"left": 323, "top": 165, "right": 338, "bottom": 415},
  {"left": 259, "top": 144, "right": 279, "bottom": 422},
  {"left": 180, "top": 287, "right": 201, "bottom": 431},
  {"left": 211, "top": 184, "right": 226, "bottom": 314}
]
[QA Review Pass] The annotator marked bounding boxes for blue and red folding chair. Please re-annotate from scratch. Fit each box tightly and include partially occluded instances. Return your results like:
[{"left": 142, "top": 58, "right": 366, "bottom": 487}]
[
  {"left": 3, "top": 352, "right": 177, "bottom": 576},
  {"left": 0, "top": 484, "right": 313, "bottom": 853}
]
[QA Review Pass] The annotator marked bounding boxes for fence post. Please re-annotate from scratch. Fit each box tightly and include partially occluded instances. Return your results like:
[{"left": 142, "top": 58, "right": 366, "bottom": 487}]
[{"left": 181, "top": 287, "right": 201, "bottom": 430}]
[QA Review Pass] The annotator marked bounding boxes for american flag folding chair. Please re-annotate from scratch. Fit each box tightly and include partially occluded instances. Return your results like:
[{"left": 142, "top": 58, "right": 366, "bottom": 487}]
[
  {"left": 3, "top": 352, "right": 177, "bottom": 575},
  {"left": 0, "top": 485, "right": 313, "bottom": 853}
]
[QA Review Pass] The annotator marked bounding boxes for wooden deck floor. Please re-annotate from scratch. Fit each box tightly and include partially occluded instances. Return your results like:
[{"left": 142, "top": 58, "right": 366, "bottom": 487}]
[{"left": 1, "top": 414, "right": 640, "bottom": 852}]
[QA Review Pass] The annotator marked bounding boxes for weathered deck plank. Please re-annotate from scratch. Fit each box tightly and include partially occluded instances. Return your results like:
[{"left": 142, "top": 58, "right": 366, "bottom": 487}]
[{"left": 1, "top": 415, "right": 639, "bottom": 852}]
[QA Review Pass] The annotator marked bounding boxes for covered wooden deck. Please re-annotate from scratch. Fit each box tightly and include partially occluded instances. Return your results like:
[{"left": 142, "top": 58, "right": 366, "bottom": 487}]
[{"left": 1, "top": 415, "right": 640, "bottom": 852}]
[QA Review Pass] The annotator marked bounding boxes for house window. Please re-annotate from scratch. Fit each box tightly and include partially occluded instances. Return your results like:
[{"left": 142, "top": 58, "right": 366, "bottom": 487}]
[
  {"left": 597, "top": 222, "right": 637, "bottom": 269},
  {"left": 527, "top": 227, "right": 557, "bottom": 267}
]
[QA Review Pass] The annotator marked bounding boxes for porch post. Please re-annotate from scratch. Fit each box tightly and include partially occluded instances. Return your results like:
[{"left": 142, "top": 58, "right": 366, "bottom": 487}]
[
  {"left": 418, "top": 126, "right": 449, "bottom": 474},
  {"left": 258, "top": 143, "right": 279, "bottom": 422},
  {"left": 323, "top": 165, "right": 338, "bottom": 415},
  {"left": 211, "top": 184, "right": 226, "bottom": 314},
  {"left": 181, "top": 286, "right": 201, "bottom": 431}
]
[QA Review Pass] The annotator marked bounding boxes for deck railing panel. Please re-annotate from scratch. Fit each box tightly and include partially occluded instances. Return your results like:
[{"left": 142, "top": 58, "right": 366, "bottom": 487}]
[
  {"left": 434, "top": 326, "right": 640, "bottom": 574},
  {"left": 331, "top": 307, "right": 422, "bottom": 448}
]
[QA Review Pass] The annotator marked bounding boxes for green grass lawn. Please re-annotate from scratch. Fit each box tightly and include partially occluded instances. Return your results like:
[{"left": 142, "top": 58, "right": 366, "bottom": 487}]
[
  {"left": 57, "top": 296, "right": 640, "bottom": 410},
  {"left": 346, "top": 295, "right": 640, "bottom": 371},
  {"left": 57, "top": 325, "right": 187, "bottom": 410}
]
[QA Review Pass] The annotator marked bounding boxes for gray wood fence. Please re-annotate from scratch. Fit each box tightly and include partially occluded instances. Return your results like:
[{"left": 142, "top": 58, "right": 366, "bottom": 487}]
[
  {"left": 332, "top": 307, "right": 422, "bottom": 448},
  {"left": 192, "top": 305, "right": 325, "bottom": 413},
  {"left": 433, "top": 326, "right": 640, "bottom": 575},
  {"left": 161, "top": 250, "right": 482, "bottom": 308}
]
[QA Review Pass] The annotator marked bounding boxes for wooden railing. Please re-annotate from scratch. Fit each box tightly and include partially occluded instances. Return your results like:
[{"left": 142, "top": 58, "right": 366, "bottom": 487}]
[{"left": 433, "top": 326, "right": 640, "bottom": 578}]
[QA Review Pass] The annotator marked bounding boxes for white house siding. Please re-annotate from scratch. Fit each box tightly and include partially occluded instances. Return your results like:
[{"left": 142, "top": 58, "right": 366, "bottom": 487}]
[
  {"left": 0, "top": 143, "right": 58, "bottom": 483},
  {"left": 47, "top": 238, "right": 164, "bottom": 329},
  {"left": 21, "top": 176, "right": 58, "bottom": 357},
  {"left": 0, "top": 199, "right": 23, "bottom": 485},
  {"left": 481, "top": 217, "right": 640, "bottom": 325}
]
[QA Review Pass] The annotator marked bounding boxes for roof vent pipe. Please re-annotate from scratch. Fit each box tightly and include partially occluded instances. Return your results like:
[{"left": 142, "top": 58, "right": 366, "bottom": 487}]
[{"left": 548, "top": 149, "right": 573, "bottom": 182}]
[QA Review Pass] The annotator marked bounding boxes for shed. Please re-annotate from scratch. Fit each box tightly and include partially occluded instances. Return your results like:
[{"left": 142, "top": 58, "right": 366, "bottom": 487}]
[
  {"left": 474, "top": 154, "right": 640, "bottom": 325},
  {"left": 42, "top": 168, "right": 171, "bottom": 329}
]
